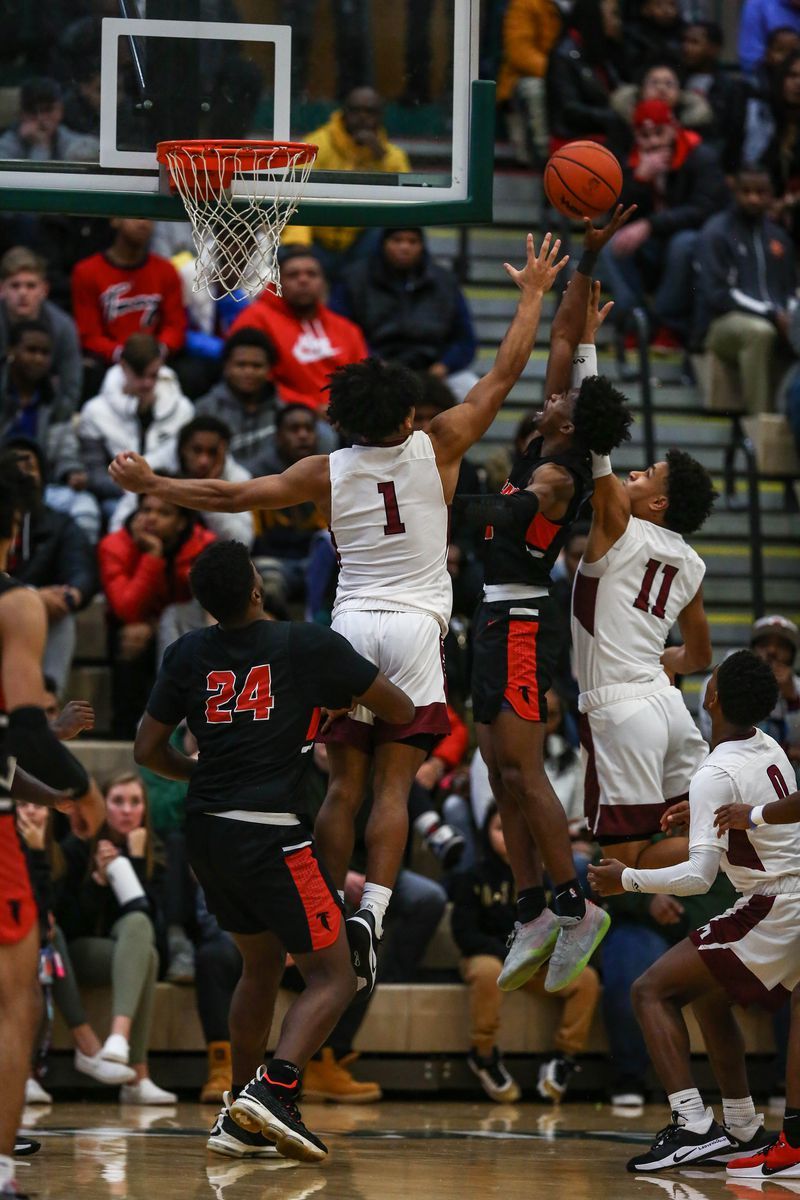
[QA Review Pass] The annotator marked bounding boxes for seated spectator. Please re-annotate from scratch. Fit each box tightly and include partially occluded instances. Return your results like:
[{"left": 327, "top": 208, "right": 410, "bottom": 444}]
[
  {"left": 680, "top": 21, "right": 749, "bottom": 173},
  {"left": 611, "top": 62, "right": 715, "bottom": 142},
  {"left": 546, "top": 0, "right": 631, "bottom": 150},
  {"left": 194, "top": 329, "right": 282, "bottom": 472},
  {"left": 78, "top": 333, "right": 194, "bottom": 515},
  {"left": 450, "top": 805, "right": 600, "bottom": 1104},
  {"left": 626, "top": 0, "right": 685, "bottom": 64},
  {"left": 409, "top": 705, "right": 471, "bottom": 870},
  {"left": 366, "top": 864, "right": 448, "bottom": 985},
  {"left": 330, "top": 228, "right": 479, "bottom": 403},
  {"left": 5, "top": 436, "right": 96, "bottom": 692},
  {"left": 228, "top": 247, "right": 367, "bottom": 413},
  {"left": 251, "top": 405, "right": 328, "bottom": 602},
  {"left": 98, "top": 492, "right": 216, "bottom": 737},
  {"left": 281, "top": 87, "right": 411, "bottom": 276},
  {"left": 0, "top": 246, "right": 83, "bottom": 409},
  {"left": 109, "top": 415, "right": 254, "bottom": 548},
  {"left": 739, "top": 0, "right": 800, "bottom": 77},
  {"left": 696, "top": 167, "right": 796, "bottom": 414},
  {"left": 71, "top": 218, "right": 187, "bottom": 396},
  {"left": 743, "top": 26, "right": 800, "bottom": 164},
  {"left": 759, "top": 50, "right": 800, "bottom": 241},
  {"left": 0, "top": 76, "right": 98, "bottom": 163},
  {"left": 62, "top": 61, "right": 101, "bottom": 137},
  {"left": 495, "top": 0, "right": 564, "bottom": 163},
  {"left": 597, "top": 99, "right": 728, "bottom": 343},
  {"left": 54, "top": 771, "right": 176, "bottom": 1105}
]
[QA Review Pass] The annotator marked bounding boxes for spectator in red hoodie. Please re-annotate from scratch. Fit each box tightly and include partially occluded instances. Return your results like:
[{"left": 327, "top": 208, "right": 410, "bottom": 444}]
[
  {"left": 71, "top": 219, "right": 187, "bottom": 398},
  {"left": 98, "top": 491, "right": 215, "bottom": 736},
  {"left": 597, "top": 98, "right": 728, "bottom": 346},
  {"left": 227, "top": 246, "right": 367, "bottom": 417}
]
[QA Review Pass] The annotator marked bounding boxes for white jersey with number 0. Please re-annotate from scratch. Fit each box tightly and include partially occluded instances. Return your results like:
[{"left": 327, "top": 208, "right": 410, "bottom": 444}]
[
  {"left": 329, "top": 430, "right": 452, "bottom": 632},
  {"left": 571, "top": 517, "right": 705, "bottom": 712}
]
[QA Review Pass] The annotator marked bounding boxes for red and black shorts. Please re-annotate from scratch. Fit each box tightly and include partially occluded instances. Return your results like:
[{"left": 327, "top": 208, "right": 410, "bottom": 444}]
[
  {"left": 0, "top": 812, "right": 37, "bottom": 946},
  {"left": 186, "top": 812, "right": 343, "bottom": 953},
  {"left": 471, "top": 597, "right": 561, "bottom": 725}
]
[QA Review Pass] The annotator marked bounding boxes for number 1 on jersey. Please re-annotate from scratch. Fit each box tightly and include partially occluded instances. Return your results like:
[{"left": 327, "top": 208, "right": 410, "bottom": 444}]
[
  {"left": 633, "top": 558, "right": 679, "bottom": 619},
  {"left": 377, "top": 481, "right": 406, "bottom": 536}
]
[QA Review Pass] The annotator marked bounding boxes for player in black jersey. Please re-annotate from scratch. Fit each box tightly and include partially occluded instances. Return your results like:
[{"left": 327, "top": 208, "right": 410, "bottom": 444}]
[
  {"left": 0, "top": 457, "right": 103, "bottom": 1199},
  {"left": 134, "top": 539, "right": 412, "bottom": 1164},
  {"left": 453, "top": 209, "right": 636, "bottom": 1004}
]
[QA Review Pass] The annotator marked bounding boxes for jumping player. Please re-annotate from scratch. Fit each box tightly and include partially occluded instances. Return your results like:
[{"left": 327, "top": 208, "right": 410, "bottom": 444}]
[
  {"left": 0, "top": 457, "right": 103, "bottom": 1198},
  {"left": 590, "top": 651, "right": 796, "bottom": 1173},
  {"left": 109, "top": 231, "right": 568, "bottom": 993},
  {"left": 454, "top": 213, "right": 636, "bottom": 996},
  {"left": 133, "top": 539, "right": 413, "bottom": 1163}
]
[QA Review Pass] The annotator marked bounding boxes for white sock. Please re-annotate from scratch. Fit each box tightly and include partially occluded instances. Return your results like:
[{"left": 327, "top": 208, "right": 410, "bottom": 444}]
[
  {"left": 360, "top": 883, "right": 392, "bottom": 938},
  {"left": 668, "top": 1087, "right": 709, "bottom": 1128},
  {"left": 337, "top": 890, "right": 345, "bottom": 903},
  {"left": 723, "top": 1096, "right": 758, "bottom": 1131},
  {"left": 0, "top": 1154, "right": 14, "bottom": 1190}
]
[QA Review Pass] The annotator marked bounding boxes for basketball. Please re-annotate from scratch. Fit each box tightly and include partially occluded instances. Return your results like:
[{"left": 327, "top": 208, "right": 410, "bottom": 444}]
[{"left": 543, "top": 141, "right": 623, "bottom": 220}]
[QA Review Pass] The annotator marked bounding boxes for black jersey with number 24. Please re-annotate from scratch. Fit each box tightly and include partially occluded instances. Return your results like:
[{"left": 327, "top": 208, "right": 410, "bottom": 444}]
[{"left": 146, "top": 619, "right": 378, "bottom": 816}]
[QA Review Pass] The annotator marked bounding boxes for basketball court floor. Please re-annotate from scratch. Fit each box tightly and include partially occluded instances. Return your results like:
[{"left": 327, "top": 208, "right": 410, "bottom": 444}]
[{"left": 17, "top": 1100, "right": 781, "bottom": 1200}]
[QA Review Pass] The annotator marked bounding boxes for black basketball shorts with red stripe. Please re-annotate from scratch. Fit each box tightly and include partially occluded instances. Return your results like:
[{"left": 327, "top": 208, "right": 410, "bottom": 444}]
[
  {"left": 471, "top": 597, "right": 561, "bottom": 725},
  {"left": 186, "top": 813, "right": 343, "bottom": 952}
]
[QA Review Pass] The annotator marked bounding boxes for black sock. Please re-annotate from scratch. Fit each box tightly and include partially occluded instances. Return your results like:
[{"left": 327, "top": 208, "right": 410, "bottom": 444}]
[
  {"left": 517, "top": 886, "right": 546, "bottom": 924},
  {"left": 552, "top": 878, "right": 586, "bottom": 920},
  {"left": 784, "top": 1107, "right": 800, "bottom": 1148},
  {"left": 264, "top": 1057, "right": 301, "bottom": 1096}
]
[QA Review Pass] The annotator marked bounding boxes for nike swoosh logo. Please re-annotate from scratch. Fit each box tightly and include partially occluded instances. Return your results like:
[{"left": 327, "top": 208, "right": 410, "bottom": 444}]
[{"left": 672, "top": 1149, "right": 699, "bottom": 1163}]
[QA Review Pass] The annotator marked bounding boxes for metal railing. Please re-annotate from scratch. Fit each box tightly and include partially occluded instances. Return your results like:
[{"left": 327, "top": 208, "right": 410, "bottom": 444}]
[{"left": 725, "top": 417, "right": 766, "bottom": 620}]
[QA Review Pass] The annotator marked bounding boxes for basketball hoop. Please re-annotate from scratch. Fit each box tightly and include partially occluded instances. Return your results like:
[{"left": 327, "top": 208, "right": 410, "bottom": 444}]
[{"left": 156, "top": 139, "right": 318, "bottom": 300}]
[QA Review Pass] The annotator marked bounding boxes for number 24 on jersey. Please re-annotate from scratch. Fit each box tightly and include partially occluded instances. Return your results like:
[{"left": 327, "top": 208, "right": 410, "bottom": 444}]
[{"left": 205, "top": 665, "right": 275, "bottom": 723}]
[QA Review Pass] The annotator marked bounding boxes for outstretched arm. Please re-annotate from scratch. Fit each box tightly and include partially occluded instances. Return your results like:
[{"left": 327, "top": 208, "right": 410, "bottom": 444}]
[
  {"left": 108, "top": 452, "right": 331, "bottom": 516},
  {"left": 428, "top": 232, "right": 568, "bottom": 485},
  {"left": 542, "top": 205, "right": 636, "bottom": 401}
]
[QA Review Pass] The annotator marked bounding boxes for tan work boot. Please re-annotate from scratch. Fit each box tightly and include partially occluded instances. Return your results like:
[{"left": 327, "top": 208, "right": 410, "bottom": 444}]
[
  {"left": 302, "top": 1049, "right": 382, "bottom": 1104},
  {"left": 200, "top": 1041, "right": 232, "bottom": 1104}
]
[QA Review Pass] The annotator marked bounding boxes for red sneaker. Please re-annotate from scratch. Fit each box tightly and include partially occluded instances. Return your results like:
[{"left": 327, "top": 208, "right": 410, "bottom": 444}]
[
  {"left": 728, "top": 1132, "right": 800, "bottom": 1178},
  {"left": 650, "top": 325, "right": 683, "bottom": 353}
]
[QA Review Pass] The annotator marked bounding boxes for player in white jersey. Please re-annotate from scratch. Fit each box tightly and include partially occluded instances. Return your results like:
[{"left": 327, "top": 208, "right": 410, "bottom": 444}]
[
  {"left": 571, "top": 364, "right": 716, "bottom": 868},
  {"left": 590, "top": 651, "right": 799, "bottom": 1173},
  {"left": 109, "top": 232, "right": 569, "bottom": 993}
]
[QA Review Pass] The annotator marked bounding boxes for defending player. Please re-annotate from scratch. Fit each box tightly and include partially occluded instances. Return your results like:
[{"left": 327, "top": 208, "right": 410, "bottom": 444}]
[
  {"left": 134, "top": 539, "right": 413, "bottom": 1164},
  {"left": 109, "top": 231, "right": 568, "bottom": 994},
  {"left": 453, "top": 216, "right": 636, "bottom": 996},
  {"left": 590, "top": 651, "right": 796, "bottom": 1173},
  {"left": 0, "top": 458, "right": 103, "bottom": 1198},
  {"left": 571, "top": 318, "right": 716, "bottom": 872}
]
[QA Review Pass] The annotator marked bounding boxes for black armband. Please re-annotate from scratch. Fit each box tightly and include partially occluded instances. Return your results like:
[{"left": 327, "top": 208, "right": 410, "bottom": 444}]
[
  {"left": 577, "top": 249, "right": 599, "bottom": 276},
  {"left": 452, "top": 490, "right": 540, "bottom": 532},
  {"left": 8, "top": 707, "right": 90, "bottom": 797}
]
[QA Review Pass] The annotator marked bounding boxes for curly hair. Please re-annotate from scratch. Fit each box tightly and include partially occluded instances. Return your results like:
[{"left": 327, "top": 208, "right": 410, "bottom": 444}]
[
  {"left": 326, "top": 358, "right": 423, "bottom": 442},
  {"left": 716, "top": 650, "right": 779, "bottom": 728},
  {"left": 572, "top": 376, "right": 633, "bottom": 455},
  {"left": 664, "top": 448, "right": 716, "bottom": 535},
  {"left": 190, "top": 540, "right": 255, "bottom": 624}
]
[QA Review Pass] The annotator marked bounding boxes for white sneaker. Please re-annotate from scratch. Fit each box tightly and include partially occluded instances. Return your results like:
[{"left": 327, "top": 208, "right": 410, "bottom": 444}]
[
  {"left": 497, "top": 909, "right": 560, "bottom": 992},
  {"left": 120, "top": 1078, "right": 178, "bottom": 1105},
  {"left": 75, "top": 1049, "right": 137, "bottom": 1085},
  {"left": 25, "top": 1077, "right": 53, "bottom": 1105},
  {"left": 544, "top": 901, "right": 610, "bottom": 993},
  {"left": 100, "top": 1033, "right": 130, "bottom": 1064}
]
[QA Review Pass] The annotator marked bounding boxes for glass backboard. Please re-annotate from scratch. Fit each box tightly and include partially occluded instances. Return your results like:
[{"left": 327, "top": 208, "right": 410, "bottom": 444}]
[{"left": 0, "top": 0, "right": 492, "bottom": 226}]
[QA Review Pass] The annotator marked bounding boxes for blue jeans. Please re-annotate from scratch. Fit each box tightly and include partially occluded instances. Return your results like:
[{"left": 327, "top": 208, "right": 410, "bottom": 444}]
[
  {"left": 598, "top": 229, "right": 700, "bottom": 341},
  {"left": 601, "top": 920, "right": 671, "bottom": 1086},
  {"left": 379, "top": 869, "right": 448, "bottom": 982}
]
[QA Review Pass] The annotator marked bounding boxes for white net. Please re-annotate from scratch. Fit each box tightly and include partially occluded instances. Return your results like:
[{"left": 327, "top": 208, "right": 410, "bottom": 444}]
[{"left": 160, "top": 142, "right": 317, "bottom": 300}]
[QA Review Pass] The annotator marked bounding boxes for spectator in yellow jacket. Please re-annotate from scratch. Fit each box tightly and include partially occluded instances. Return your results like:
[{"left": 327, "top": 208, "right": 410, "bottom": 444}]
[
  {"left": 282, "top": 87, "right": 411, "bottom": 276},
  {"left": 496, "top": 0, "right": 565, "bottom": 162}
]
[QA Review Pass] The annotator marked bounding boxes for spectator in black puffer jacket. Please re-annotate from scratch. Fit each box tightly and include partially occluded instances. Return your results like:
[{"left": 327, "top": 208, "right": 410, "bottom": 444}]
[
  {"left": 329, "top": 227, "right": 478, "bottom": 402},
  {"left": 545, "top": 0, "right": 631, "bottom": 151}
]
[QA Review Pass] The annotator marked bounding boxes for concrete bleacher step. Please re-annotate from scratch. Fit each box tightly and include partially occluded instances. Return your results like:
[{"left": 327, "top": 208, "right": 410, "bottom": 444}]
[
  {"left": 74, "top": 595, "right": 107, "bottom": 662},
  {"left": 69, "top": 739, "right": 135, "bottom": 779}
]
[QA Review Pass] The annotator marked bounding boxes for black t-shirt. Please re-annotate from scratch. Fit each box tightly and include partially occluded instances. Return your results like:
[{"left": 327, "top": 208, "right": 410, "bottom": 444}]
[
  {"left": 146, "top": 619, "right": 379, "bottom": 815},
  {"left": 0, "top": 574, "right": 24, "bottom": 803},
  {"left": 483, "top": 438, "right": 592, "bottom": 589}
]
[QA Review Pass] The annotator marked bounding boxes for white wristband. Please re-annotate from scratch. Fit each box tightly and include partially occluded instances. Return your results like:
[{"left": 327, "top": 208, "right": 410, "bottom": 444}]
[
  {"left": 748, "top": 805, "right": 766, "bottom": 828},
  {"left": 591, "top": 453, "right": 612, "bottom": 479}
]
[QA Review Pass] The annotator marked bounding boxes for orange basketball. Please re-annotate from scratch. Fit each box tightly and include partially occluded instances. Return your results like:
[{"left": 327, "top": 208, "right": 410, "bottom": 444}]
[{"left": 543, "top": 141, "right": 623, "bottom": 220}]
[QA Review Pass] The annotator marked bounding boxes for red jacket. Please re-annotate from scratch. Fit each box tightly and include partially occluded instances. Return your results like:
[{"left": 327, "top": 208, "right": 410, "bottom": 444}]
[
  {"left": 99, "top": 523, "right": 216, "bottom": 624},
  {"left": 228, "top": 290, "right": 367, "bottom": 409},
  {"left": 71, "top": 252, "right": 187, "bottom": 362},
  {"left": 433, "top": 706, "right": 469, "bottom": 770}
]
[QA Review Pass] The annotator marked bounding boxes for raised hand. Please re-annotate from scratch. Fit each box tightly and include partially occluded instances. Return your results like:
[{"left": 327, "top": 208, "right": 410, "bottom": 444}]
[
  {"left": 109, "top": 451, "right": 156, "bottom": 494},
  {"left": 504, "top": 232, "right": 569, "bottom": 295},
  {"left": 582, "top": 279, "right": 614, "bottom": 342},
  {"left": 583, "top": 203, "right": 638, "bottom": 255}
]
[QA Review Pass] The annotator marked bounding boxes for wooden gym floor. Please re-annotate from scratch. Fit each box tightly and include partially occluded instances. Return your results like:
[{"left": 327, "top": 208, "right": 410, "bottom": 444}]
[{"left": 17, "top": 1100, "right": 784, "bottom": 1200}]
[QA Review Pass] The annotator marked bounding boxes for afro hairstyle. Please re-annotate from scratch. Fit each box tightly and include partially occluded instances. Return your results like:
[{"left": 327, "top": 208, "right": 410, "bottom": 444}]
[
  {"left": 189, "top": 540, "right": 256, "bottom": 625},
  {"left": 664, "top": 448, "right": 716, "bottom": 535},
  {"left": 716, "top": 649, "right": 779, "bottom": 728},
  {"left": 326, "top": 357, "right": 423, "bottom": 442},
  {"left": 572, "top": 375, "right": 634, "bottom": 456}
]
